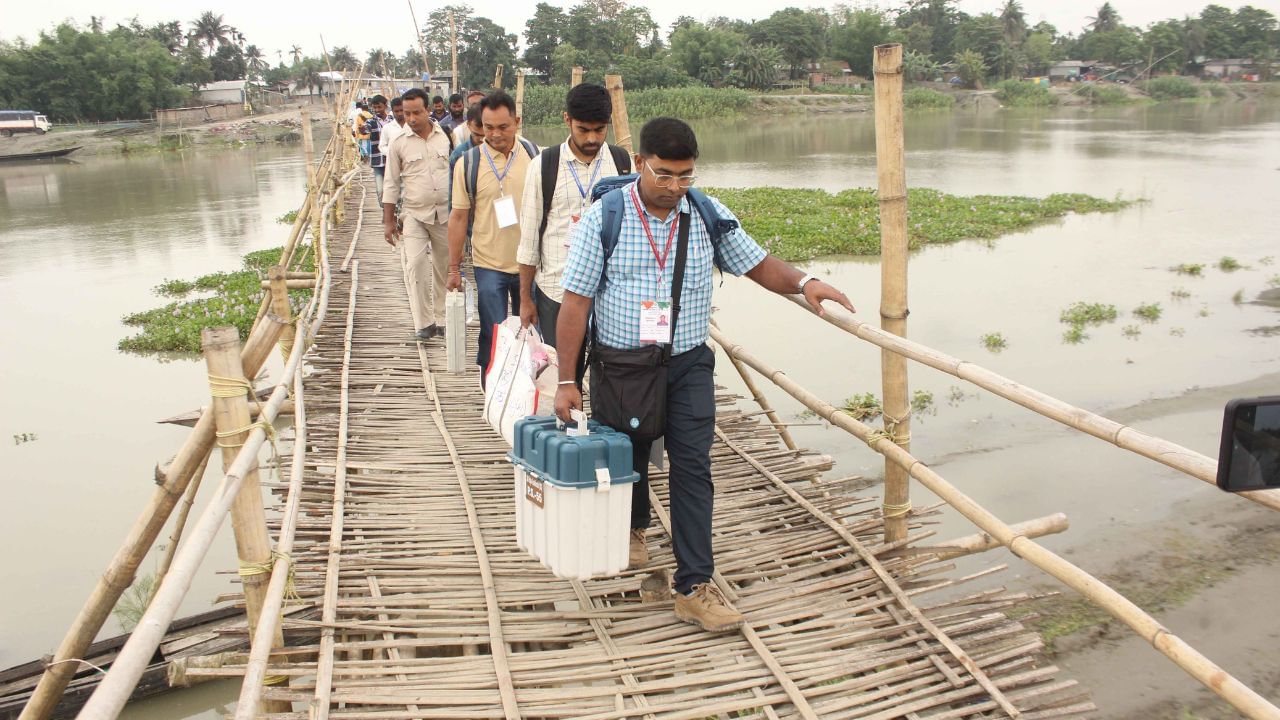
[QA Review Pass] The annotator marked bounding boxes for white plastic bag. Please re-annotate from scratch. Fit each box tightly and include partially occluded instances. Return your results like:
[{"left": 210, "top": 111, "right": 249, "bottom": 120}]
[{"left": 483, "top": 319, "right": 557, "bottom": 444}]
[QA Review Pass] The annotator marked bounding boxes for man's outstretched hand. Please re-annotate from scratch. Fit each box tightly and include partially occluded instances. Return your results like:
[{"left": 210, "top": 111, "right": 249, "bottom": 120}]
[{"left": 803, "top": 280, "right": 855, "bottom": 317}]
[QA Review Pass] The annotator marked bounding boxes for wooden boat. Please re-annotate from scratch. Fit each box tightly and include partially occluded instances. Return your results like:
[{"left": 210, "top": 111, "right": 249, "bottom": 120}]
[{"left": 0, "top": 146, "right": 81, "bottom": 162}]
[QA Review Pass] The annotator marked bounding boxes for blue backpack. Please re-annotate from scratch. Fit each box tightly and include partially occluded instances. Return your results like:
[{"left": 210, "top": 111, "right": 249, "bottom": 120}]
[{"left": 588, "top": 174, "right": 738, "bottom": 293}]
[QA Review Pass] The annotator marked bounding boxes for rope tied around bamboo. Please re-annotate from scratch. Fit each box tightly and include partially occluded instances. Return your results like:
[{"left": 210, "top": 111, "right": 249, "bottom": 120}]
[
  {"left": 208, "top": 374, "right": 284, "bottom": 478},
  {"left": 239, "top": 550, "right": 301, "bottom": 602}
]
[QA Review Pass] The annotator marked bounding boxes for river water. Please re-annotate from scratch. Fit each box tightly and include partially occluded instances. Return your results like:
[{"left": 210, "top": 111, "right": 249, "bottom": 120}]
[{"left": 2, "top": 102, "right": 1278, "bottom": 717}]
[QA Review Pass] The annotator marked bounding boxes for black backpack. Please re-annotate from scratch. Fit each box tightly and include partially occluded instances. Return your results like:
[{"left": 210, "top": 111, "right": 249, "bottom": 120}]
[{"left": 537, "top": 144, "right": 633, "bottom": 240}]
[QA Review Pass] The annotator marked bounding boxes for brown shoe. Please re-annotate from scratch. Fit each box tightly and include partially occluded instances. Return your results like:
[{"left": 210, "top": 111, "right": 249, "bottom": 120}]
[
  {"left": 628, "top": 528, "right": 649, "bottom": 569},
  {"left": 674, "top": 582, "right": 745, "bottom": 633}
]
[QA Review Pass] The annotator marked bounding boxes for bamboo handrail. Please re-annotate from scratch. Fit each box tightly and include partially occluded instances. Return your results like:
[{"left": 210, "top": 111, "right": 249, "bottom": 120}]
[
  {"left": 708, "top": 324, "right": 1280, "bottom": 720},
  {"left": 72, "top": 165, "right": 359, "bottom": 720},
  {"left": 780, "top": 295, "right": 1280, "bottom": 513}
]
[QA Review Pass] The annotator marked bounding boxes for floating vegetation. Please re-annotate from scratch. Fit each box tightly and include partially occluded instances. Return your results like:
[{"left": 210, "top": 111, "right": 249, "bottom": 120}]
[
  {"left": 709, "top": 187, "right": 1131, "bottom": 261},
  {"left": 119, "top": 246, "right": 313, "bottom": 354},
  {"left": 1218, "top": 256, "right": 1243, "bottom": 272},
  {"left": 947, "top": 386, "right": 980, "bottom": 406},
  {"left": 1142, "top": 76, "right": 1201, "bottom": 101},
  {"left": 1233, "top": 289, "right": 1245, "bottom": 304},
  {"left": 911, "top": 390, "right": 936, "bottom": 417},
  {"left": 1063, "top": 326, "right": 1089, "bottom": 344},
  {"left": 1171, "top": 263, "right": 1205, "bottom": 276},
  {"left": 1060, "top": 302, "right": 1118, "bottom": 326},
  {"left": 1122, "top": 325, "right": 1142, "bottom": 338},
  {"left": 1170, "top": 287, "right": 1191, "bottom": 300},
  {"left": 843, "top": 392, "right": 883, "bottom": 421},
  {"left": 1260, "top": 256, "right": 1274, "bottom": 266},
  {"left": 12, "top": 432, "right": 38, "bottom": 445},
  {"left": 1133, "top": 302, "right": 1163, "bottom": 323},
  {"left": 980, "top": 332, "right": 1008, "bottom": 352},
  {"left": 1268, "top": 275, "right": 1280, "bottom": 289},
  {"left": 276, "top": 209, "right": 299, "bottom": 225},
  {"left": 1170, "top": 327, "right": 1186, "bottom": 337},
  {"left": 1198, "top": 307, "right": 1211, "bottom": 317}
]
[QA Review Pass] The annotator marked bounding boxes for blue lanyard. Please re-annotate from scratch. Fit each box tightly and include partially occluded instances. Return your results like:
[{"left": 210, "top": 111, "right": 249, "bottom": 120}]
[
  {"left": 565, "top": 153, "right": 604, "bottom": 201},
  {"left": 481, "top": 143, "right": 518, "bottom": 188}
]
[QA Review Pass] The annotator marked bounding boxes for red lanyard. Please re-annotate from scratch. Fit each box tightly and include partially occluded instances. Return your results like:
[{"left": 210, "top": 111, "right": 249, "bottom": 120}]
[{"left": 630, "top": 185, "right": 678, "bottom": 271}]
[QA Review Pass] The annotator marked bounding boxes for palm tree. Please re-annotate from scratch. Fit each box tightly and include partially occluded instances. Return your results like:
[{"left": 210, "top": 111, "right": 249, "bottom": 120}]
[
  {"left": 245, "top": 45, "right": 267, "bottom": 77},
  {"left": 1088, "top": 3, "right": 1121, "bottom": 34},
  {"left": 189, "top": 11, "right": 232, "bottom": 57},
  {"left": 999, "top": 0, "right": 1027, "bottom": 45},
  {"left": 329, "top": 46, "right": 359, "bottom": 71},
  {"left": 731, "top": 45, "right": 781, "bottom": 90},
  {"left": 295, "top": 59, "right": 322, "bottom": 96},
  {"left": 290, "top": 45, "right": 304, "bottom": 66}
]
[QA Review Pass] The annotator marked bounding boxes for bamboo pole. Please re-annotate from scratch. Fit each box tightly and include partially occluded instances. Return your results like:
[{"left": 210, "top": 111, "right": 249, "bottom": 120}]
[
  {"left": 515, "top": 71, "right": 525, "bottom": 120},
  {"left": 927, "top": 513, "right": 1069, "bottom": 559},
  {"left": 300, "top": 108, "right": 320, "bottom": 243},
  {"left": 268, "top": 265, "right": 296, "bottom": 365},
  {"left": 571, "top": 66, "right": 584, "bottom": 88},
  {"left": 604, "top": 74, "right": 632, "bottom": 153},
  {"left": 449, "top": 12, "right": 458, "bottom": 95},
  {"left": 17, "top": 312, "right": 287, "bottom": 720},
  {"left": 781, "top": 294, "right": 1280, "bottom": 513},
  {"left": 493, "top": 64, "right": 504, "bottom": 90},
  {"left": 260, "top": 278, "right": 316, "bottom": 290},
  {"left": 873, "top": 43, "right": 911, "bottom": 544},
  {"left": 707, "top": 324, "right": 1280, "bottom": 720},
  {"left": 407, "top": 0, "right": 430, "bottom": 79},
  {"left": 151, "top": 453, "right": 210, "bottom": 596}
]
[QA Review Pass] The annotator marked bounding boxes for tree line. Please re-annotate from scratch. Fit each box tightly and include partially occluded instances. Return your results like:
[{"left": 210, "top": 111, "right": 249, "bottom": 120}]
[{"left": 1, "top": 2, "right": 1277, "bottom": 122}]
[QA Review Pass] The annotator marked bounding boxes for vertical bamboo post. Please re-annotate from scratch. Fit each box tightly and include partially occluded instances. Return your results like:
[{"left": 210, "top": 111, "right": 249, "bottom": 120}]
[
  {"left": 493, "top": 64, "right": 504, "bottom": 89},
  {"left": 201, "top": 327, "right": 290, "bottom": 714},
  {"left": 515, "top": 71, "right": 525, "bottom": 120},
  {"left": 269, "top": 266, "right": 295, "bottom": 361},
  {"left": 873, "top": 43, "right": 910, "bottom": 543},
  {"left": 604, "top": 74, "right": 632, "bottom": 153},
  {"left": 571, "top": 66, "right": 584, "bottom": 88},
  {"left": 18, "top": 314, "right": 288, "bottom": 720},
  {"left": 449, "top": 12, "right": 458, "bottom": 95},
  {"left": 300, "top": 108, "right": 320, "bottom": 244}
]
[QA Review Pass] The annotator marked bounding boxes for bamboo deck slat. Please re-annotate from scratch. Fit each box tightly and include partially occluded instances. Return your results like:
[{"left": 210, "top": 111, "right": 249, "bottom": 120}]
[{"left": 213, "top": 174, "right": 1095, "bottom": 719}]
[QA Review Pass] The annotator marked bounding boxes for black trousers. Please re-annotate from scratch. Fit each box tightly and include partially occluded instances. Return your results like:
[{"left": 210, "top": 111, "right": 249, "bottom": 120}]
[{"left": 618, "top": 344, "right": 717, "bottom": 595}]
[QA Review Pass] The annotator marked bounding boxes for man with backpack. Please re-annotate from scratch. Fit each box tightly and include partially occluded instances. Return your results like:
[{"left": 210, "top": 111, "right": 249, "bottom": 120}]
[
  {"left": 382, "top": 88, "right": 456, "bottom": 342},
  {"left": 445, "top": 90, "right": 540, "bottom": 380},
  {"left": 516, "top": 83, "right": 631, "bottom": 348},
  {"left": 554, "top": 118, "right": 853, "bottom": 633}
]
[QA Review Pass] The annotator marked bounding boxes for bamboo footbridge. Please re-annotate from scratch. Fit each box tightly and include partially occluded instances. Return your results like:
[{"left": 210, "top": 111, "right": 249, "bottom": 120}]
[{"left": 13, "top": 45, "right": 1280, "bottom": 720}]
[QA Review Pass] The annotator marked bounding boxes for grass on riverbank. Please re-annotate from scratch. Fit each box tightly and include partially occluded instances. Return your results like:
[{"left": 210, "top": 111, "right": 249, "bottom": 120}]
[
  {"left": 706, "top": 186, "right": 1132, "bottom": 261},
  {"left": 522, "top": 85, "right": 752, "bottom": 126},
  {"left": 119, "top": 246, "right": 312, "bottom": 354}
]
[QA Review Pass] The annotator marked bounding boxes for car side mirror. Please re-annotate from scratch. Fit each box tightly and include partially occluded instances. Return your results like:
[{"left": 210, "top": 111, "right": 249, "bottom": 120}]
[{"left": 1217, "top": 397, "right": 1280, "bottom": 492}]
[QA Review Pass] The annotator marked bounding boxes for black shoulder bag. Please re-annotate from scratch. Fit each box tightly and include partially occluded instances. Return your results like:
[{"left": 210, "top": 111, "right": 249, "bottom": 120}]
[{"left": 588, "top": 211, "right": 690, "bottom": 442}]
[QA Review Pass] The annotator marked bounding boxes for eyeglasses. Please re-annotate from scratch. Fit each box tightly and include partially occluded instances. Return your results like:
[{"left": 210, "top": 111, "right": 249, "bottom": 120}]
[{"left": 643, "top": 162, "right": 697, "bottom": 189}]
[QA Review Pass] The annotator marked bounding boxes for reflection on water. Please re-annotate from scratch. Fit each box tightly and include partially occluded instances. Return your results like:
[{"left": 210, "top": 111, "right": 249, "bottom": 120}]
[{"left": 2, "top": 103, "right": 1279, "bottom": 718}]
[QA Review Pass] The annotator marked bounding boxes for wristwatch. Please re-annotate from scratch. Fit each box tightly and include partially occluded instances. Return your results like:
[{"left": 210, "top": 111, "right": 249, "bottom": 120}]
[{"left": 797, "top": 274, "right": 819, "bottom": 294}]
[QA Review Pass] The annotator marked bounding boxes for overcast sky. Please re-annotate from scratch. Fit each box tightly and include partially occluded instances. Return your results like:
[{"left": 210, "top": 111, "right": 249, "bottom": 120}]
[{"left": 4, "top": 0, "right": 1279, "bottom": 61}]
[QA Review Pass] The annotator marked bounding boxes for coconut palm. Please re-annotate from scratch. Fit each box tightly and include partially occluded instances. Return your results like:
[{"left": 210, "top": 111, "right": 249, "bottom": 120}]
[
  {"left": 999, "top": 0, "right": 1027, "bottom": 45},
  {"left": 1088, "top": 3, "right": 1121, "bottom": 34},
  {"left": 245, "top": 45, "right": 267, "bottom": 76},
  {"left": 290, "top": 44, "right": 304, "bottom": 65},
  {"left": 731, "top": 45, "right": 782, "bottom": 90},
  {"left": 295, "top": 59, "right": 322, "bottom": 96},
  {"left": 329, "top": 46, "right": 359, "bottom": 71},
  {"left": 189, "top": 11, "right": 232, "bottom": 57}
]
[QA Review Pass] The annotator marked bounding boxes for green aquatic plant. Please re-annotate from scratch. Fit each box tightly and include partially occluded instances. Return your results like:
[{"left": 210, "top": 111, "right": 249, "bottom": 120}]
[
  {"left": 1218, "top": 256, "right": 1243, "bottom": 272},
  {"left": 120, "top": 246, "right": 313, "bottom": 354},
  {"left": 903, "top": 87, "right": 955, "bottom": 110},
  {"left": 996, "top": 80, "right": 1055, "bottom": 107},
  {"left": 1133, "top": 302, "right": 1163, "bottom": 323},
  {"left": 980, "top": 332, "right": 1008, "bottom": 352},
  {"left": 843, "top": 392, "right": 883, "bottom": 421},
  {"left": 1170, "top": 327, "right": 1186, "bottom": 337},
  {"left": 1269, "top": 275, "right": 1280, "bottom": 288},
  {"left": 1122, "top": 325, "right": 1142, "bottom": 338},
  {"left": 1171, "top": 263, "right": 1205, "bottom": 276},
  {"left": 1142, "top": 76, "right": 1201, "bottom": 101},
  {"left": 1170, "top": 287, "right": 1191, "bottom": 300},
  {"left": 1063, "top": 326, "right": 1089, "bottom": 344},
  {"left": 911, "top": 389, "right": 936, "bottom": 416},
  {"left": 707, "top": 187, "right": 1131, "bottom": 261},
  {"left": 1060, "top": 302, "right": 1118, "bottom": 326},
  {"left": 276, "top": 209, "right": 299, "bottom": 225},
  {"left": 1233, "top": 289, "right": 1245, "bottom": 304}
]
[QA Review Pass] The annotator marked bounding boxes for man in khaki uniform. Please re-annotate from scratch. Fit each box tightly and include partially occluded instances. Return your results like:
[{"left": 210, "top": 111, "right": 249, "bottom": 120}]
[
  {"left": 383, "top": 87, "right": 455, "bottom": 340},
  {"left": 446, "top": 89, "right": 539, "bottom": 379}
]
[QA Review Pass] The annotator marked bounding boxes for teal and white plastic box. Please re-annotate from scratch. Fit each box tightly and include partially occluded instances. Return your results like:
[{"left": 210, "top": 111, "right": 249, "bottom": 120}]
[{"left": 508, "top": 413, "right": 639, "bottom": 579}]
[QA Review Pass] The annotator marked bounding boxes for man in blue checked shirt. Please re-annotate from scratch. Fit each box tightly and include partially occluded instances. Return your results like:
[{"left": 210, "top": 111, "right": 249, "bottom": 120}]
[{"left": 554, "top": 117, "right": 854, "bottom": 633}]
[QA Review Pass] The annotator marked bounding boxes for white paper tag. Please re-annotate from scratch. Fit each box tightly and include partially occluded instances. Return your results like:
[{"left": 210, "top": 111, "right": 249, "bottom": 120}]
[
  {"left": 639, "top": 299, "right": 672, "bottom": 344},
  {"left": 595, "top": 466, "right": 611, "bottom": 493},
  {"left": 494, "top": 194, "right": 518, "bottom": 228}
]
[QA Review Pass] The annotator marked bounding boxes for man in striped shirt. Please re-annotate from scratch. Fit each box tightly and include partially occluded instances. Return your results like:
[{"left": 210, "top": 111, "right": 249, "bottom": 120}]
[
  {"left": 555, "top": 118, "right": 854, "bottom": 633},
  {"left": 362, "top": 95, "right": 390, "bottom": 201},
  {"left": 516, "top": 83, "right": 630, "bottom": 348}
]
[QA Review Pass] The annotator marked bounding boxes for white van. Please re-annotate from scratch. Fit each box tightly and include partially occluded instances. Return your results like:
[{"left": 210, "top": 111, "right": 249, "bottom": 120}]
[{"left": 0, "top": 110, "right": 52, "bottom": 136}]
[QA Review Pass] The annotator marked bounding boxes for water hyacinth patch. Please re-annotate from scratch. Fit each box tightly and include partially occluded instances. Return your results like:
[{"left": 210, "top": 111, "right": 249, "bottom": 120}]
[
  {"left": 705, "top": 187, "right": 1130, "bottom": 262},
  {"left": 119, "top": 246, "right": 313, "bottom": 354}
]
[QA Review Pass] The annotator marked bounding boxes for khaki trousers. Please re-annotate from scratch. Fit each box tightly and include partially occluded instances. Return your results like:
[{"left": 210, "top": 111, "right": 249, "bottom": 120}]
[{"left": 400, "top": 215, "right": 449, "bottom": 330}]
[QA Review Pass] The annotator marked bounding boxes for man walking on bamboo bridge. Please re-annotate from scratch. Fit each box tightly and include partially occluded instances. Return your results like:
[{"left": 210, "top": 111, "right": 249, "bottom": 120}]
[
  {"left": 554, "top": 117, "right": 854, "bottom": 633},
  {"left": 383, "top": 88, "right": 454, "bottom": 341}
]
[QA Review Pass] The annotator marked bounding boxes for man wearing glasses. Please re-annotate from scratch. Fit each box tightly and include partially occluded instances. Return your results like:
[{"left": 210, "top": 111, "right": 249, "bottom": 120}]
[{"left": 554, "top": 117, "right": 854, "bottom": 633}]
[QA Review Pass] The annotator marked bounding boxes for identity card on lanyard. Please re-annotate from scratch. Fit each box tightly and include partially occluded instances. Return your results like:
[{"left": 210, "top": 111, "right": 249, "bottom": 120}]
[
  {"left": 566, "top": 155, "right": 603, "bottom": 226},
  {"left": 483, "top": 144, "right": 519, "bottom": 229},
  {"left": 632, "top": 186, "right": 677, "bottom": 345}
]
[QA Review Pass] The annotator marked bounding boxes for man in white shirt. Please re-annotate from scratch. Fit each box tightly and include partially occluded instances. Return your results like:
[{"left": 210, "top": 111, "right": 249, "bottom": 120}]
[
  {"left": 517, "top": 83, "right": 631, "bottom": 348},
  {"left": 383, "top": 88, "right": 455, "bottom": 341},
  {"left": 452, "top": 90, "right": 486, "bottom": 146},
  {"left": 378, "top": 96, "right": 407, "bottom": 159}
]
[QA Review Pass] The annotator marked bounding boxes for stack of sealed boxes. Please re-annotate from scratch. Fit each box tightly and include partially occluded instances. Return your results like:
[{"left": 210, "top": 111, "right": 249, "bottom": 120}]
[{"left": 508, "top": 415, "right": 639, "bottom": 580}]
